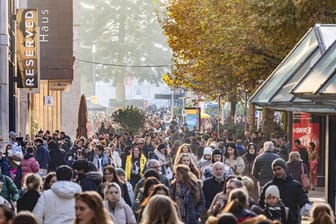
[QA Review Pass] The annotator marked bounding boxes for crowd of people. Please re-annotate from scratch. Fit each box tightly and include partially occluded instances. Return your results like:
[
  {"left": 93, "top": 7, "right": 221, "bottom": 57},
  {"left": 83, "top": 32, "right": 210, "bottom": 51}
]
[{"left": 0, "top": 113, "right": 334, "bottom": 224}]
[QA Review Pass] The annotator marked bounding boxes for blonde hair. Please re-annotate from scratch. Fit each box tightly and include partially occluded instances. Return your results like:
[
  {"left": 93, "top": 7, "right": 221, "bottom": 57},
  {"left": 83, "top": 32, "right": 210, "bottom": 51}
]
[
  {"left": 288, "top": 151, "right": 301, "bottom": 162},
  {"left": 23, "top": 173, "right": 42, "bottom": 191},
  {"left": 241, "top": 176, "right": 254, "bottom": 194},
  {"left": 140, "top": 195, "right": 183, "bottom": 224}
]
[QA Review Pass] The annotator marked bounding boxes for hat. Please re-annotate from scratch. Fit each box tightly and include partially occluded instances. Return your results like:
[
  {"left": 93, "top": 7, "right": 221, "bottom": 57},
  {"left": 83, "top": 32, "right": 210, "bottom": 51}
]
[
  {"left": 272, "top": 158, "right": 287, "bottom": 170},
  {"left": 265, "top": 185, "right": 280, "bottom": 199},
  {"left": 203, "top": 146, "right": 212, "bottom": 155},
  {"left": 116, "top": 168, "right": 125, "bottom": 176},
  {"left": 34, "top": 137, "right": 44, "bottom": 144}
]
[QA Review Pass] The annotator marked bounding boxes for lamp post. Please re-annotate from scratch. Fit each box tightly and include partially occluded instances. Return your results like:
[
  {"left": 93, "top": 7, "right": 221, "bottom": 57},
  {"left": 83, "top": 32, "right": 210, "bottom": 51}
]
[
  {"left": 244, "top": 89, "right": 248, "bottom": 132},
  {"left": 92, "top": 44, "right": 96, "bottom": 97}
]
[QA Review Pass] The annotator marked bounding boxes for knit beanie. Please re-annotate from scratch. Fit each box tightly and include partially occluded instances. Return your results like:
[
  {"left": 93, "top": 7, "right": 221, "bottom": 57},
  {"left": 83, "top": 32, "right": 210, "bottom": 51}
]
[
  {"left": 203, "top": 146, "right": 213, "bottom": 155},
  {"left": 265, "top": 185, "right": 280, "bottom": 199},
  {"left": 272, "top": 158, "right": 287, "bottom": 171}
]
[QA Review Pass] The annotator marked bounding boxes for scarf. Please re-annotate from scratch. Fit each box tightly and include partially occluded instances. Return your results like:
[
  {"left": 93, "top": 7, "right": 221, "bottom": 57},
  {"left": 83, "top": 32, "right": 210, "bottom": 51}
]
[{"left": 175, "top": 182, "right": 188, "bottom": 219}]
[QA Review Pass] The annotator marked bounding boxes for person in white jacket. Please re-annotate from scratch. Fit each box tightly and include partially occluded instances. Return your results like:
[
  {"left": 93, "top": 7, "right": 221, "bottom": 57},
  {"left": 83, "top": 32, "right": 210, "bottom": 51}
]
[
  {"left": 33, "top": 165, "right": 82, "bottom": 224},
  {"left": 104, "top": 182, "right": 136, "bottom": 224}
]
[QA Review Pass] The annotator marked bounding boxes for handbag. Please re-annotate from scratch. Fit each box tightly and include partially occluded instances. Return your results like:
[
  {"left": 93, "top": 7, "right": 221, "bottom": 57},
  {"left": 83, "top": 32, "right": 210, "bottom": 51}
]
[{"left": 300, "top": 163, "right": 310, "bottom": 191}]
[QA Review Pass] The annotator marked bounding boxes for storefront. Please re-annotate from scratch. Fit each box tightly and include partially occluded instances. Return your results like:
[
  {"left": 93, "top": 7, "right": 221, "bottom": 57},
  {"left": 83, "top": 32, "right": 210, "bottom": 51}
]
[{"left": 250, "top": 24, "right": 336, "bottom": 211}]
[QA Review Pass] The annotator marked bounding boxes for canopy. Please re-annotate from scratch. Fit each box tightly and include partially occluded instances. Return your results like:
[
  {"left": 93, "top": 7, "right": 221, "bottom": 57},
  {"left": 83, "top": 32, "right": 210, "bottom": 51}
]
[{"left": 249, "top": 24, "right": 336, "bottom": 113}]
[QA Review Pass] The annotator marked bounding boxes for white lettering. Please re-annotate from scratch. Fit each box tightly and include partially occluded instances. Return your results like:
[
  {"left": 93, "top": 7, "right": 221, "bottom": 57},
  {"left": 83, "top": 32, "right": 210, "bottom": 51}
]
[
  {"left": 26, "top": 78, "right": 35, "bottom": 87},
  {"left": 293, "top": 127, "right": 312, "bottom": 134}
]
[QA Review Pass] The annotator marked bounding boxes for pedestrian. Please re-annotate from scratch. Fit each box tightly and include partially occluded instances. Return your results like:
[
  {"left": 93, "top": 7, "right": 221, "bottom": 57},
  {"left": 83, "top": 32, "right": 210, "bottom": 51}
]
[
  {"left": 124, "top": 144, "right": 147, "bottom": 188},
  {"left": 103, "top": 182, "right": 136, "bottom": 224},
  {"left": 33, "top": 165, "right": 82, "bottom": 224},
  {"left": 0, "top": 170, "right": 19, "bottom": 209},
  {"left": 115, "top": 168, "right": 134, "bottom": 205},
  {"left": 0, "top": 204, "right": 14, "bottom": 224},
  {"left": 224, "top": 143, "right": 245, "bottom": 176},
  {"left": 34, "top": 137, "right": 50, "bottom": 177},
  {"left": 17, "top": 173, "right": 42, "bottom": 212},
  {"left": 286, "top": 151, "right": 309, "bottom": 189},
  {"left": 42, "top": 172, "right": 56, "bottom": 191},
  {"left": 252, "top": 141, "right": 280, "bottom": 192},
  {"left": 310, "top": 202, "right": 335, "bottom": 224},
  {"left": 259, "top": 158, "right": 311, "bottom": 224},
  {"left": 138, "top": 183, "right": 169, "bottom": 221},
  {"left": 12, "top": 211, "right": 38, "bottom": 224},
  {"left": 74, "top": 191, "right": 113, "bottom": 224},
  {"left": 140, "top": 194, "right": 183, "bottom": 224},
  {"left": 208, "top": 176, "right": 244, "bottom": 216},
  {"left": 308, "top": 142, "right": 319, "bottom": 190},
  {"left": 222, "top": 188, "right": 256, "bottom": 223},
  {"left": 262, "top": 185, "right": 288, "bottom": 223},
  {"left": 98, "top": 165, "right": 132, "bottom": 206},
  {"left": 20, "top": 147, "right": 39, "bottom": 183},
  {"left": 170, "top": 164, "right": 205, "bottom": 224}
]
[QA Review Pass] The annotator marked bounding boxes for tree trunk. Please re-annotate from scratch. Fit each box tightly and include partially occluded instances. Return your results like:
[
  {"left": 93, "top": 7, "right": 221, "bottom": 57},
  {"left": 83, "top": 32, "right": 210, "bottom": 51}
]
[
  {"left": 249, "top": 102, "right": 255, "bottom": 132},
  {"left": 229, "top": 101, "right": 236, "bottom": 125},
  {"left": 262, "top": 107, "right": 274, "bottom": 139}
]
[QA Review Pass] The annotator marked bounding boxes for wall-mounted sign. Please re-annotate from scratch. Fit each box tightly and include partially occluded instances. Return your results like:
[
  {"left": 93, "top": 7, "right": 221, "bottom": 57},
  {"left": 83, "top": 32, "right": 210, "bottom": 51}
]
[
  {"left": 16, "top": 9, "right": 39, "bottom": 90},
  {"left": 27, "top": 0, "right": 73, "bottom": 81},
  {"left": 185, "top": 107, "right": 201, "bottom": 131}
]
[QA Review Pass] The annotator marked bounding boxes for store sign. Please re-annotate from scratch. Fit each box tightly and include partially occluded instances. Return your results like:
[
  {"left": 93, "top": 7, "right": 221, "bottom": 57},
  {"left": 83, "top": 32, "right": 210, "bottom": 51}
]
[
  {"left": 27, "top": 0, "right": 73, "bottom": 80},
  {"left": 16, "top": 9, "right": 39, "bottom": 89}
]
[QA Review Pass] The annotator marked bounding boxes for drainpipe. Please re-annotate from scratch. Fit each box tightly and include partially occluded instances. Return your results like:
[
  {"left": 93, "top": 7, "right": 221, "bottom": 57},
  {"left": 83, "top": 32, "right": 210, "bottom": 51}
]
[{"left": 0, "top": 0, "right": 9, "bottom": 139}]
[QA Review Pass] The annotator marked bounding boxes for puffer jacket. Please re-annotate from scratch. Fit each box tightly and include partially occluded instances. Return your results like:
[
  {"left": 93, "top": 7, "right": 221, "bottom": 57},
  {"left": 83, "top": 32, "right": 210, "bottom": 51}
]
[
  {"left": 33, "top": 181, "right": 82, "bottom": 224},
  {"left": 21, "top": 154, "right": 39, "bottom": 181}
]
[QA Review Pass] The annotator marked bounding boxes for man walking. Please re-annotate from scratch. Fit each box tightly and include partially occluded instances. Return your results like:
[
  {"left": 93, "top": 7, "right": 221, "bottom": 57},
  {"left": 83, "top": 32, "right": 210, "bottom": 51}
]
[
  {"left": 33, "top": 165, "right": 82, "bottom": 224},
  {"left": 259, "top": 158, "right": 311, "bottom": 224}
]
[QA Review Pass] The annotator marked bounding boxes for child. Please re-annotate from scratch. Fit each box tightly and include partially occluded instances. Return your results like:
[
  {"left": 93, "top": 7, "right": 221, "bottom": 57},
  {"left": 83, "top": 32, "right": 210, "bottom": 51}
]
[{"left": 263, "top": 185, "right": 288, "bottom": 224}]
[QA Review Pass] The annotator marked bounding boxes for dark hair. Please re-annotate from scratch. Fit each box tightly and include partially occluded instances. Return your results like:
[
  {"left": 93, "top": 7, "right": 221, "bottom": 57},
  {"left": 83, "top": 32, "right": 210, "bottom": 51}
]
[
  {"left": 0, "top": 205, "right": 14, "bottom": 222},
  {"left": 56, "top": 165, "right": 73, "bottom": 181},
  {"left": 43, "top": 172, "right": 57, "bottom": 191},
  {"left": 13, "top": 211, "right": 38, "bottom": 224},
  {"left": 142, "top": 177, "right": 160, "bottom": 199},
  {"left": 309, "top": 142, "right": 316, "bottom": 149}
]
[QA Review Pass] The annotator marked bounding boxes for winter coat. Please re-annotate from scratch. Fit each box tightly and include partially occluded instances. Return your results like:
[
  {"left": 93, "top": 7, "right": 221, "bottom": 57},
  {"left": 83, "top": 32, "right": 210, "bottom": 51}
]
[
  {"left": 202, "top": 176, "right": 225, "bottom": 209},
  {"left": 104, "top": 199, "right": 136, "bottom": 224},
  {"left": 0, "top": 157, "right": 11, "bottom": 177},
  {"left": 0, "top": 174, "right": 20, "bottom": 201},
  {"left": 21, "top": 154, "right": 40, "bottom": 180},
  {"left": 170, "top": 182, "right": 205, "bottom": 224},
  {"left": 124, "top": 154, "right": 147, "bottom": 182},
  {"left": 35, "top": 144, "right": 50, "bottom": 169},
  {"left": 252, "top": 151, "right": 280, "bottom": 186},
  {"left": 17, "top": 190, "right": 40, "bottom": 212},
  {"left": 78, "top": 172, "right": 102, "bottom": 192},
  {"left": 259, "top": 176, "right": 310, "bottom": 224},
  {"left": 33, "top": 181, "right": 82, "bottom": 224}
]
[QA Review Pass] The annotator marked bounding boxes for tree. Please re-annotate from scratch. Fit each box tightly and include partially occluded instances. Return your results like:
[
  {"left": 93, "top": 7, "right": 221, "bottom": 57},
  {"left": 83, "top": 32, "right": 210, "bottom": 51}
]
[
  {"left": 80, "top": 0, "right": 172, "bottom": 101},
  {"left": 158, "top": 0, "right": 336, "bottom": 132},
  {"left": 111, "top": 106, "right": 146, "bottom": 135}
]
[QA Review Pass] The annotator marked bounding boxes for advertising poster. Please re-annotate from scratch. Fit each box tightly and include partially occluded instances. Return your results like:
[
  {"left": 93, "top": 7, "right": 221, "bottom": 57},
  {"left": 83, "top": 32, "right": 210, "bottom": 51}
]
[
  {"left": 292, "top": 112, "right": 320, "bottom": 150},
  {"left": 185, "top": 107, "right": 200, "bottom": 131}
]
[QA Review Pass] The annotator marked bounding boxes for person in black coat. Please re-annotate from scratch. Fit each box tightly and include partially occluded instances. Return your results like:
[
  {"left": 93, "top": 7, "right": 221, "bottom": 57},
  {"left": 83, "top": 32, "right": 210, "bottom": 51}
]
[
  {"left": 259, "top": 158, "right": 311, "bottom": 224},
  {"left": 17, "top": 173, "right": 42, "bottom": 212}
]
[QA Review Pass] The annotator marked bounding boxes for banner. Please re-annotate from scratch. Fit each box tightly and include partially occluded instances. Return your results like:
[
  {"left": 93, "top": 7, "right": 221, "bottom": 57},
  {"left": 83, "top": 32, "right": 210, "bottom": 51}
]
[
  {"left": 293, "top": 112, "right": 320, "bottom": 150},
  {"left": 185, "top": 107, "right": 201, "bottom": 131},
  {"left": 16, "top": 9, "right": 39, "bottom": 89},
  {"left": 27, "top": 0, "right": 73, "bottom": 80}
]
